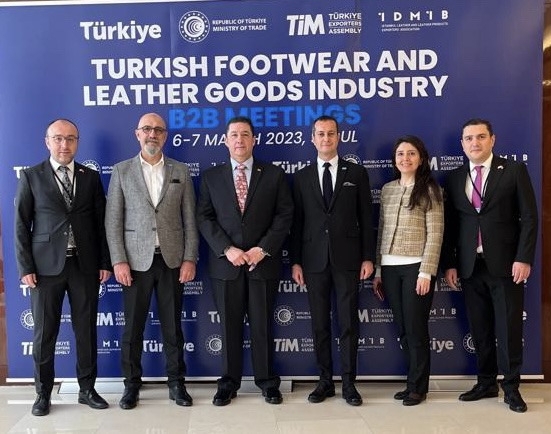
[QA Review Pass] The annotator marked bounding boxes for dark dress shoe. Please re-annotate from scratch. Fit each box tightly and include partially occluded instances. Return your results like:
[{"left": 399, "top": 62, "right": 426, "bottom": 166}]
[
  {"left": 78, "top": 389, "right": 109, "bottom": 409},
  {"left": 307, "top": 382, "right": 336, "bottom": 403},
  {"left": 458, "top": 383, "right": 499, "bottom": 401},
  {"left": 169, "top": 384, "right": 193, "bottom": 407},
  {"left": 393, "top": 389, "right": 409, "bottom": 400},
  {"left": 119, "top": 387, "right": 140, "bottom": 410},
  {"left": 262, "top": 387, "right": 283, "bottom": 404},
  {"left": 343, "top": 384, "right": 363, "bottom": 406},
  {"left": 504, "top": 390, "right": 527, "bottom": 413},
  {"left": 213, "top": 388, "right": 237, "bottom": 406},
  {"left": 32, "top": 394, "right": 51, "bottom": 416},
  {"left": 402, "top": 392, "right": 426, "bottom": 406}
]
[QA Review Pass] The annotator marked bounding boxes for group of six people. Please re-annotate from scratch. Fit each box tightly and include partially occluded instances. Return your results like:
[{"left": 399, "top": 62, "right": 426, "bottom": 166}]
[{"left": 14, "top": 113, "right": 538, "bottom": 416}]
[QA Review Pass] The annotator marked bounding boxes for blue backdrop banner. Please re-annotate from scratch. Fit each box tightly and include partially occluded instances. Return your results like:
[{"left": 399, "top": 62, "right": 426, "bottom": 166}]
[{"left": 0, "top": 0, "right": 543, "bottom": 380}]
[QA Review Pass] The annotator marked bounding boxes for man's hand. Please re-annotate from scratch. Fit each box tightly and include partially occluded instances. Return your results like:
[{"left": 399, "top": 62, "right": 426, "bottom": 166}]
[
  {"left": 444, "top": 268, "right": 459, "bottom": 289},
  {"left": 179, "top": 261, "right": 196, "bottom": 283},
  {"left": 114, "top": 262, "right": 133, "bottom": 287},
  {"left": 291, "top": 264, "right": 305, "bottom": 286}
]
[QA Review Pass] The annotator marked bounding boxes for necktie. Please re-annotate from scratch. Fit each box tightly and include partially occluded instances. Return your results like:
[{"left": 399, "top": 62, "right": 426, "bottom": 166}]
[
  {"left": 235, "top": 164, "right": 248, "bottom": 213},
  {"left": 58, "top": 166, "right": 75, "bottom": 247},
  {"left": 322, "top": 162, "right": 333, "bottom": 209},
  {"left": 472, "top": 165, "right": 483, "bottom": 247}
]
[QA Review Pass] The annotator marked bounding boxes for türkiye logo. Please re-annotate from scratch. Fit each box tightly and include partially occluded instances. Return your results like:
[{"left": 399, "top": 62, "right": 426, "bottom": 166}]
[
  {"left": 98, "top": 283, "right": 107, "bottom": 298},
  {"left": 179, "top": 11, "right": 210, "bottom": 42},
  {"left": 462, "top": 333, "right": 476, "bottom": 354},
  {"left": 205, "top": 334, "right": 223, "bottom": 355},
  {"left": 82, "top": 159, "right": 101, "bottom": 173},
  {"left": 274, "top": 305, "right": 295, "bottom": 326},
  {"left": 20, "top": 309, "right": 34, "bottom": 330}
]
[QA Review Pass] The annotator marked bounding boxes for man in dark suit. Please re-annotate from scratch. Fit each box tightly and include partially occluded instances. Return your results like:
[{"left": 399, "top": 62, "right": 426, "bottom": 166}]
[
  {"left": 196, "top": 116, "right": 293, "bottom": 406},
  {"left": 14, "top": 118, "right": 112, "bottom": 416},
  {"left": 441, "top": 118, "right": 538, "bottom": 413},
  {"left": 290, "top": 115, "right": 375, "bottom": 406},
  {"left": 105, "top": 113, "right": 198, "bottom": 409}
]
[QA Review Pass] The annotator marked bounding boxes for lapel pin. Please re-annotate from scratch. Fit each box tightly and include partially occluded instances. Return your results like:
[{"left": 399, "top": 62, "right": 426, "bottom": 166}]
[{"left": 497, "top": 165, "right": 504, "bottom": 169}]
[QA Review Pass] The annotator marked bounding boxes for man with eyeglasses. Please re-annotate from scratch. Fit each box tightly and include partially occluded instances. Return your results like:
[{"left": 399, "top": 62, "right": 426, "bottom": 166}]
[
  {"left": 105, "top": 112, "right": 198, "bottom": 410},
  {"left": 14, "top": 118, "right": 112, "bottom": 416},
  {"left": 290, "top": 115, "right": 375, "bottom": 406}
]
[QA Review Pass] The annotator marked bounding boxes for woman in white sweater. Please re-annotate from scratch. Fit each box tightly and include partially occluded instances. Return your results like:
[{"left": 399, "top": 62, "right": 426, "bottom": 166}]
[{"left": 373, "top": 135, "right": 444, "bottom": 406}]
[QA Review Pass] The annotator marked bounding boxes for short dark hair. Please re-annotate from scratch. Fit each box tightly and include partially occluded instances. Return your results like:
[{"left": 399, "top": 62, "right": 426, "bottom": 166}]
[
  {"left": 311, "top": 115, "right": 339, "bottom": 135},
  {"left": 226, "top": 116, "right": 255, "bottom": 136},
  {"left": 462, "top": 118, "right": 493, "bottom": 137}
]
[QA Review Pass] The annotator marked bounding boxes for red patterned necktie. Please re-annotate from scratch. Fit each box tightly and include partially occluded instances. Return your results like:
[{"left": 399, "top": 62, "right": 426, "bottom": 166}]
[{"left": 235, "top": 164, "right": 248, "bottom": 213}]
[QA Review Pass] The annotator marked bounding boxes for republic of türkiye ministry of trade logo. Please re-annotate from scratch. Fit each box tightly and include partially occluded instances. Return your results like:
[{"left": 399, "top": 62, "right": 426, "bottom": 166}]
[
  {"left": 82, "top": 159, "right": 101, "bottom": 173},
  {"left": 343, "top": 154, "right": 361, "bottom": 165},
  {"left": 179, "top": 11, "right": 210, "bottom": 42},
  {"left": 205, "top": 334, "right": 222, "bottom": 355},
  {"left": 274, "top": 305, "right": 296, "bottom": 326}
]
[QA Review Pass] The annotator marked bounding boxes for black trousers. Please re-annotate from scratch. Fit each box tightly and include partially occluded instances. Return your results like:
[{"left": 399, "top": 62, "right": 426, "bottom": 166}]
[
  {"left": 121, "top": 254, "right": 186, "bottom": 388},
  {"left": 211, "top": 269, "right": 280, "bottom": 392},
  {"left": 31, "top": 256, "right": 99, "bottom": 394},
  {"left": 461, "top": 257, "right": 524, "bottom": 392},
  {"left": 382, "top": 263, "right": 435, "bottom": 394},
  {"left": 304, "top": 266, "right": 359, "bottom": 386}
]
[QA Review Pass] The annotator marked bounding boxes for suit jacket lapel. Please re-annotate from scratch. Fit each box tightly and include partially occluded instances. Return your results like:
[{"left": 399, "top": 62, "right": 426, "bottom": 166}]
[
  {"left": 132, "top": 155, "right": 154, "bottom": 207},
  {"left": 330, "top": 159, "right": 348, "bottom": 209},
  {"left": 224, "top": 162, "right": 241, "bottom": 214},
  {"left": 244, "top": 162, "right": 262, "bottom": 213},
  {"left": 308, "top": 164, "right": 325, "bottom": 209},
  {"left": 45, "top": 160, "right": 71, "bottom": 209},
  {"left": 481, "top": 156, "right": 505, "bottom": 208},
  {"left": 158, "top": 161, "right": 175, "bottom": 204},
  {"left": 458, "top": 163, "right": 476, "bottom": 212}
]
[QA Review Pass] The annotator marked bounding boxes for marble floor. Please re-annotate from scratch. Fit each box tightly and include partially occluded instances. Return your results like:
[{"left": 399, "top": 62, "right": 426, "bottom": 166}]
[{"left": 1, "top": 380, "right": 550, "bottom": 433}]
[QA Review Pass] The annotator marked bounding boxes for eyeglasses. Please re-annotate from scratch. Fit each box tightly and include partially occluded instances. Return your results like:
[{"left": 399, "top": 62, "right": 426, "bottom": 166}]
[
  {"left": 48, "top": 135, "right": 79, "bottom": 144},
  {"left": 137, "top": 126, "right": 167, "bottom": 135}
]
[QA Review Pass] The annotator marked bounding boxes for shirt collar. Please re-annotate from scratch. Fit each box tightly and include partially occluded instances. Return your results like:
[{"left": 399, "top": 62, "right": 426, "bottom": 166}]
[
  {"left": 469, "top": 154, "right": 493, "bottom": 172},
  {"left": 139, "top": 152, "right": 164, "bottom": 168},
  {"left": 317, "top": 155, "right": 339, "bottom": 170},
  {"left": 50, "top": 157, "right": 75, "bottom": 173},
  {"left": 231, "top": 157, "right": 253, "bottom": 171}
]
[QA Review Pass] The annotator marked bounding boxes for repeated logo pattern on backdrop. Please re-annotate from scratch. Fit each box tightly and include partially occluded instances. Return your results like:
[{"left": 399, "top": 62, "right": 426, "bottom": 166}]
[{"left": 0, "top": 0, "right": 543, "bottom": 380}]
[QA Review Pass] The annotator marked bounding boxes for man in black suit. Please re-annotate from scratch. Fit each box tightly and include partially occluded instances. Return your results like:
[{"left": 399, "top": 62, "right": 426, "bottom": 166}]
[
  {"left": 14, "top": 119, "right": 112, "bottom": 416},
  {"left": 290, "top": 115, "right": 375, "bottom": 406},
  {"left": 196, "top": 116, "right": 293, "bottom": 406},
  {"left": 441, "top": 118, "right": 538, "bottom": 413}
]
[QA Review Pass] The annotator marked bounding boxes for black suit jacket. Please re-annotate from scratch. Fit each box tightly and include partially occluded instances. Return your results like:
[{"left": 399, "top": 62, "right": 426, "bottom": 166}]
[
  {"left": 14, "top": 159, "right": 111, "bottom": 277},
  {"left": 196, "top": 159, "right": 294, "bottom": 280},
  {"left": 441, "top": 155, "right": 538, "bottom": 278},
  {"left": 290, "top": 158, "right": 375, "bottom": 272}
]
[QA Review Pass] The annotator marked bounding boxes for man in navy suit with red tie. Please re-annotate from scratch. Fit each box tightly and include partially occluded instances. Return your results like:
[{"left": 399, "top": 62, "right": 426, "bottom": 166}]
[
  {"left": 196, "top": 116, "right": 293, "bottom": 406},
  {"left": 441, "top": 118, "right": 538, "bottom": 413}
]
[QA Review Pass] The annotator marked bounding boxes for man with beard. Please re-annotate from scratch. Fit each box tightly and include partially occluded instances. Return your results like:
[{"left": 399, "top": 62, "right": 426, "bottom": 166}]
[{"left": 105, "top": 113, "right": 199, "bottom": 410}]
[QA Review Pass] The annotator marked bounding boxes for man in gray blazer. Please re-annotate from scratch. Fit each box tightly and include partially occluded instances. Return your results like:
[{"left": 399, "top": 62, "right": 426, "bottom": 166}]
[{"left": 105, "top": 113, "right": 199, "bottom": 409}]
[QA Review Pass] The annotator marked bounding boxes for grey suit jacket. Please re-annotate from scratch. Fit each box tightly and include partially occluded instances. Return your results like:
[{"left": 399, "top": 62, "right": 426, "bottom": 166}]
[{"left": 105, "top": 154, "right": 198, "bottom": 271}]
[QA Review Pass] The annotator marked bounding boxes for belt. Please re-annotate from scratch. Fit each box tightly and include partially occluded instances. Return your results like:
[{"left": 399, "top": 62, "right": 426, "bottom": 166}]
[
  {"left": 66, "top": 247, "right": 78, "bottom": 257},
  {"left": 154, "top": 246, "right": 162, "bottom": 255}
]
